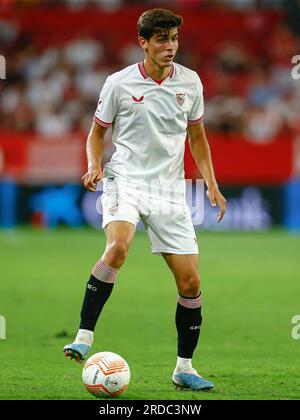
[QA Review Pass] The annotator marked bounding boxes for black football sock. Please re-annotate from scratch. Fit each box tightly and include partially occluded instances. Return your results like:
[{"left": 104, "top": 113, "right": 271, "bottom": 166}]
[
  {"left": 79, "top": 260, "right": 118, "bottom": 332},
  {"left": 175, "top": 294, "right": 202, "bottom": 359}
]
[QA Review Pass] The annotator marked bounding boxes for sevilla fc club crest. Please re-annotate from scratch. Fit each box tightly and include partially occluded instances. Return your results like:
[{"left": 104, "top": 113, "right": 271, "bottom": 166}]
[
  {"left": 176, "top": 93, "right": 185, "bottom": 107},
  {"left": 109, "top": 204, "right": 118, "bottom": 216}
]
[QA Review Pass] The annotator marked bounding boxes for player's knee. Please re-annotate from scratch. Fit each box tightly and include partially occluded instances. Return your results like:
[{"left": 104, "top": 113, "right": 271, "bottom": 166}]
[
  {"left": 106, "top": 240, "right": 129, "bottom": 267},
  {"left": 179, "top": 275, "right": 200, "bottom": 297}
]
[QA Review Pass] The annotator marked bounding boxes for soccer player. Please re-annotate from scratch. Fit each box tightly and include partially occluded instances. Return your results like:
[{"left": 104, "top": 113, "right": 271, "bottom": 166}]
[{"left": 64, "top": 9, "right": 226, "bottom": 391}]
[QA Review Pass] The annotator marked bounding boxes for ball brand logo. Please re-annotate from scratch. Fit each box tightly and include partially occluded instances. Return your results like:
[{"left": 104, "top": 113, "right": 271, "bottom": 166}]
[
  {"left": 87, "top": 284, "right": 97, "bottom": 292},
  {"left": 132, "top": 95, "right": 144, "bottom": 103},
  {"left": 0, "top": 315, "right": 6, "bottom": 339},
  {"left": 0, "top": 55, "right": 6, "bottom": 80},
  {"left": 93, "top": 369, "right": 100, "bottom": 384},
  {"left": 291, "top": 315, "right": 300, "bottom": 340},
  {"left": 106, "top": 378, "right": 118, "bottom": 386}
]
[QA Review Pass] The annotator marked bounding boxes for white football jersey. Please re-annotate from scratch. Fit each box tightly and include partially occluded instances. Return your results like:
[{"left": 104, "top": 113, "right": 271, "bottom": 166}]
[{"left": 94, "top": 61, "right": 204, "bottom": 197}]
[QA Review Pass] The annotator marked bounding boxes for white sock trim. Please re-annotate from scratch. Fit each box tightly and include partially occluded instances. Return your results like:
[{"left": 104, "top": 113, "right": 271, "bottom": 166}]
[
  {"left": 175, "top": 356, "right": 192, "bottom": 371},
  {"left": 74, "top": 329, "right": 94, "bottom": 347}
]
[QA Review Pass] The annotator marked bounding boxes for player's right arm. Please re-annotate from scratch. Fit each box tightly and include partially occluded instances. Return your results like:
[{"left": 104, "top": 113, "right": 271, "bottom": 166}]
[
  {"left": 82, "top": 122, "right": 108, "bottom": 192},
  {"left": 83, "top": 75, "right": 116, "bottom": 191}
]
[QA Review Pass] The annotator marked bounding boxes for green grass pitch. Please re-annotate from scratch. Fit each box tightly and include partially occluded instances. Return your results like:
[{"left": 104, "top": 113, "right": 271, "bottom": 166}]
[{"left": 0, "top": 228, "right": 299, "bottom": 400}]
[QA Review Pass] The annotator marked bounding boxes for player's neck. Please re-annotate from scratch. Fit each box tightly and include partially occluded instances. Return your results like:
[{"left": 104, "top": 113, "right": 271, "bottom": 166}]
[{"left": 143, "top": 58, "right": 171, "bottom": 81}]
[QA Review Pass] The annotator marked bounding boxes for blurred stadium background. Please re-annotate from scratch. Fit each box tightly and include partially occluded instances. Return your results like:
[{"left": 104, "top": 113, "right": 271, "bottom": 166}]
[
  {"left": 1, "top": 0, "right": 300, "bottom": 400},
  {"left": 0, "top": 0, "right": 300, "bottom": 231}
]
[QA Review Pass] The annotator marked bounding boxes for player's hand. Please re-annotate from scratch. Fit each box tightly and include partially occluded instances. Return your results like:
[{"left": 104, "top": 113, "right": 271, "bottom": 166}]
[
  {"left": 82, "top": 166, "right": 103, "bottom": 192},
  {"left": 206, "top": 185, "right": 226, "bottom": 223}
]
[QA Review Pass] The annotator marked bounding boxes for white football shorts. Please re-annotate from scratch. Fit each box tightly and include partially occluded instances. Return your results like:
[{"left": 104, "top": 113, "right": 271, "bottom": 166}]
[{"left": 101, "top": 177, "right": 198, "bottom": 255}]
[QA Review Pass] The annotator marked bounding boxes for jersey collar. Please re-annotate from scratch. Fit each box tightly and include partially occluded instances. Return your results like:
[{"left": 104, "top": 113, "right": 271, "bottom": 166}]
[{"left": 138, "top": 61, "right": 175, "bottom": 85}]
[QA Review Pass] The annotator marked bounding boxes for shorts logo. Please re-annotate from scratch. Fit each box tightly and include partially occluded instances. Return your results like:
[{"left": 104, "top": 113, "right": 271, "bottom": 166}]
[
  {"left": 132, "top": 96, "right": 144, "bottom": 103},
  {"left": 109, "top": 204, "right": 119, "bottom": 216},
  {"left": 176, "top": 93, "right": 185, "bottom": 107}
]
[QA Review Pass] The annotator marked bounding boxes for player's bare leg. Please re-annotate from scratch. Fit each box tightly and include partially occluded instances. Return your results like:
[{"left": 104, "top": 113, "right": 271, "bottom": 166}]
[
  {"left": 102, "top": 221, "right": 135, "bottom": 268},
  {"left": 162, "top": 253, "right": 214, "bottom": 391},
  {"left": 64, "top": 221, "right": 135, "bottom": 362}
]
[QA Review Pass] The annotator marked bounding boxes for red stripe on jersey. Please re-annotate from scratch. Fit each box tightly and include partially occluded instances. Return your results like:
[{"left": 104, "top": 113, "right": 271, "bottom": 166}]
[
  {"left": 138, "top": 62, "right": 175, "bottom": 84},
  {"left": 138, "top": 62, "right": 148, "bottom": 79},
  {"left": 93, "top": 116, "right": 112, "bottom": 128},
  {"left": 188, "top": 115, "right": 203, "bottom": 125},
  {"left": 169, "top": 64, "right": 175, "bottom": 79}
]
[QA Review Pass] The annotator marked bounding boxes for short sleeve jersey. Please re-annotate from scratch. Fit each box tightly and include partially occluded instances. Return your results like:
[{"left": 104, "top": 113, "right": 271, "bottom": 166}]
[{"left": 94, "top": 61, "right": 204, "bottom": 194}]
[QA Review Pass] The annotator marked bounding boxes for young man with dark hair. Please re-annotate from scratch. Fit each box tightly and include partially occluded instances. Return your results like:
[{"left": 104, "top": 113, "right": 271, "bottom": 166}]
[{"left": 64, "top": 8, "right": 226, "bottom": 391}]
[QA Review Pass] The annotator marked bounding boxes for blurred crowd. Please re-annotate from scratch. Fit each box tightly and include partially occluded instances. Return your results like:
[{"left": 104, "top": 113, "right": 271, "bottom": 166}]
[
  {"left": 0, "top": 0, "right": 293, "bottom": 11},
  {"left": 0, "top": 4, "right": 300, "bottom": 144},
  {"left": 199, "top": 24, "right": 300, "bottom": 142}
]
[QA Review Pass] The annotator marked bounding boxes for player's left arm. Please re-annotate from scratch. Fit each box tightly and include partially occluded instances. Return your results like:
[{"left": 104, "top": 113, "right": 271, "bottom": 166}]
[{"left": 187, "top": 121, "right": 226, "bottom": 223}]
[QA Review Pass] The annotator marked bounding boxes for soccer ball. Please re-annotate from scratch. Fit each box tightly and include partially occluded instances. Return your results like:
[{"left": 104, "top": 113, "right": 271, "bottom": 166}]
[{"left": 82, "top": 351, "right": 130, "bottom": 398}]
